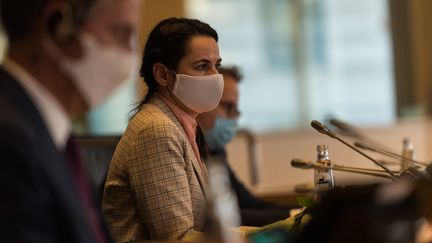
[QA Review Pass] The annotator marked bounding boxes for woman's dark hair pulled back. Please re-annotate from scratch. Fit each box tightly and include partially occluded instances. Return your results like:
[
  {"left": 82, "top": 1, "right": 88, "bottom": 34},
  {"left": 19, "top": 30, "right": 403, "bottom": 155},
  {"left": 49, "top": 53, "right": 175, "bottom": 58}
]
[
  {"left": 139, "top": 17, "right": 218, "bottom": 104},
  {"left": 134, "top": 17, "right": 219, "bottom": 160}
]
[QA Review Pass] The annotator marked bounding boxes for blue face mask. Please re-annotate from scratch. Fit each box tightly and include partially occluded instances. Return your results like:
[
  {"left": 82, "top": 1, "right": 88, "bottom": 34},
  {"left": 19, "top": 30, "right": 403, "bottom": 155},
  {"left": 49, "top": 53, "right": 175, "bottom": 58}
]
[{"left": 204, "top": 117, "right": 238, "bottom": 151}]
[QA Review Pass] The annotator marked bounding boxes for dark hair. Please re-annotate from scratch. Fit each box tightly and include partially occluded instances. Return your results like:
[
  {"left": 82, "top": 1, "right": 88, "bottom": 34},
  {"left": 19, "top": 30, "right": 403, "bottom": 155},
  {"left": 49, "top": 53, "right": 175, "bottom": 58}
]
[
  {"left": 139, "top": 17, "right": 218, "bottom": 103},
  {"left": 218, "top": 66, "right": 243, "bottom": 83},
  {"left": 1, "top": 0, "right": 95, "bottom": 42}
]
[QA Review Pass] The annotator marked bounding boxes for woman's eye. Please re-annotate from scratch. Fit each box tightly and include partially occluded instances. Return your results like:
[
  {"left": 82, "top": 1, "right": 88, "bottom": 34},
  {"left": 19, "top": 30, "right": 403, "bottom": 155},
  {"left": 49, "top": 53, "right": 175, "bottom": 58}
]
[{"left": 196, "top": 64, "right": 208, "bottom": 71}]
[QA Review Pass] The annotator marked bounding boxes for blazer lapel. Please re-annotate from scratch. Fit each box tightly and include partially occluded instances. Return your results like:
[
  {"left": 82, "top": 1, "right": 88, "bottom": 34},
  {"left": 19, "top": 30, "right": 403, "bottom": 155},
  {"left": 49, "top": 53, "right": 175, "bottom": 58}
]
[{"left": 150, "top": 96, "right": 208, "bottom": 194}]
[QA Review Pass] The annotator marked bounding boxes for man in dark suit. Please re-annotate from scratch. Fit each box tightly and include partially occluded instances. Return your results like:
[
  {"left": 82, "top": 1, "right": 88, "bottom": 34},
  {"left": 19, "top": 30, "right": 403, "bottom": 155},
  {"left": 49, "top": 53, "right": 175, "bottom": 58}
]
[
  {"left": 0, "top": 0, "right": 138, "bottom": 242},
  {"left": 197, "top": 66, "right": 293, "bottom": 227}
]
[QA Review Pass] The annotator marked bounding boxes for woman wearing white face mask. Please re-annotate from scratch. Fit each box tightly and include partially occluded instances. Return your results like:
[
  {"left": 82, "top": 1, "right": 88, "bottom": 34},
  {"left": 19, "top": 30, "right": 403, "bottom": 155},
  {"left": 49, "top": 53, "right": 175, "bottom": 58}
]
[{"left": 102, "top": 17, "right": 223, "bottom": 242}]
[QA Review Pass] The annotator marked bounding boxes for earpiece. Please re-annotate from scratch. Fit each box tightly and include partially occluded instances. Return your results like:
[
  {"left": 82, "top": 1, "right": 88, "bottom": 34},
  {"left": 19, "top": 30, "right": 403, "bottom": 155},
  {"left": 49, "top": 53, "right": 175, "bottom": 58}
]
[{"left": 47, "top": 2, "right": 76, "bottom": 39}]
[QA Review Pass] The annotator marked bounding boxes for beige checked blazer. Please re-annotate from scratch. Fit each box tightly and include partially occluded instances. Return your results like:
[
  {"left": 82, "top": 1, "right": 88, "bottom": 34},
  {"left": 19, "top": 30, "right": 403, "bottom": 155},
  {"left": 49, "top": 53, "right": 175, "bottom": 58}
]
[{"left": 102, "top": 95, "right": 207, "bottom": 242}]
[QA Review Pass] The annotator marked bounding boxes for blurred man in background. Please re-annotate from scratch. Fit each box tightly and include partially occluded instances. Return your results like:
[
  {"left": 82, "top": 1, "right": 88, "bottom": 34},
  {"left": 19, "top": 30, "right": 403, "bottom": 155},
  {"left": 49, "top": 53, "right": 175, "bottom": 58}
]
[
  {"left": 0, "top": 0, "right": 138, "bottom": 242},
  {"left": 198, "top": 66, "right": 292, "bottom": 226}
]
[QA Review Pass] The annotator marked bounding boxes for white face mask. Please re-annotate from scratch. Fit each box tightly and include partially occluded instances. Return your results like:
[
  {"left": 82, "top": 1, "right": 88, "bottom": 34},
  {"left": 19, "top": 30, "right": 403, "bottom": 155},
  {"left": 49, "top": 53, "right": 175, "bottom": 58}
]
[
  {"left": 44, "top": 32, "right": 135, "bottom": 108},
  {"left": 171, "top": 73, "right": 224, "bottom": 113}
]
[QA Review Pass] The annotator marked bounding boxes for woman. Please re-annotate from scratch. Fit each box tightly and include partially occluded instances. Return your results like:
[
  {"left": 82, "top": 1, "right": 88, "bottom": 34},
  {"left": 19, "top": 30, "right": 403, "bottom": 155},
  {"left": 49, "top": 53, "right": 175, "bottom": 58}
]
[{"left": 102, "top": 17, "right": 223, "bottom": 242}]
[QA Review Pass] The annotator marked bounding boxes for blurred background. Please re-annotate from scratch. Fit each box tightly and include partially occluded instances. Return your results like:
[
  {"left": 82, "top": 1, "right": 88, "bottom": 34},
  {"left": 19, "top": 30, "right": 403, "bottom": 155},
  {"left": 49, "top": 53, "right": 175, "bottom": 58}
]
[{"left": 2, "top": 0, "right": 432, "bottom": 196}]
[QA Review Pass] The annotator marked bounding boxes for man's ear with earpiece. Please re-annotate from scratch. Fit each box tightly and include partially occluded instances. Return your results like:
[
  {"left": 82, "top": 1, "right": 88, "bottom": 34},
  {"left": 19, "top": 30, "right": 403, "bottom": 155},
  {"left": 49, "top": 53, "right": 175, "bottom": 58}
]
[
  {"left": 43, "top": 2, "right": 83, "bottom": 59},
  {"left": 47, "top": 2, "right": 76, "bottom": 40}
]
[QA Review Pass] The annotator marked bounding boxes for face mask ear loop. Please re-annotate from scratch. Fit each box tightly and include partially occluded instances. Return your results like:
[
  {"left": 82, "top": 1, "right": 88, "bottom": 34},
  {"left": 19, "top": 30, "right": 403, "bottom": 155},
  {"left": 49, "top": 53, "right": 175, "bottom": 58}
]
[{"left": 168, "top": 69, "right": 179, "bottom": 94}]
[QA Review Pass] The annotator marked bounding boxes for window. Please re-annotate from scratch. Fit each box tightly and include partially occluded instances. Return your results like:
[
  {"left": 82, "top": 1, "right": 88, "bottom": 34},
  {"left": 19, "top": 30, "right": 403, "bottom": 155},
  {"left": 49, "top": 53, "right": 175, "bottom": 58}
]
[{"left": 186, "top": 0, "right": 395, "bottom": 132}]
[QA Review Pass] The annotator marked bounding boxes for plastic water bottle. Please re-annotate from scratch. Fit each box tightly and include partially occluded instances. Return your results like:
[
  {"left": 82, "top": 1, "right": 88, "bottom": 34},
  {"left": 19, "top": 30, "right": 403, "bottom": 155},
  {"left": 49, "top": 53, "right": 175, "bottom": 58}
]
[
  {"left": 314, "top": 145, "right": 335, "bottom": 196},
  {"left": 400, "top": 138, "right": 414, "bottom": 173}
]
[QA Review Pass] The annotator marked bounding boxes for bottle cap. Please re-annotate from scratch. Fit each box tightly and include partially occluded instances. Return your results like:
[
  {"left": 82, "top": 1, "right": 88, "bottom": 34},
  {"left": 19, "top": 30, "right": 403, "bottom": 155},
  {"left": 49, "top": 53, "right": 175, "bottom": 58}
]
[{"left": 317, "top": 144, "right": 328, "bottom": 152}]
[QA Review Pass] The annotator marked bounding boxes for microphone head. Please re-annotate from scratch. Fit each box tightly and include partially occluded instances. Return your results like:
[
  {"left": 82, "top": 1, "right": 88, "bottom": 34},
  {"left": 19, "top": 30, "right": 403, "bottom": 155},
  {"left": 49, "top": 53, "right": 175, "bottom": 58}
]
[
  {"left": 329, "top": 118, "right": 347, "bottom": 129},
  {"left": 329, "top": 118, "right": 356, "bottom": 132},
  {"left": 291, "top": 159, "right": 314, "bottom": 169},
  {"left": 311, "top": 120, "right": 336, "bottom": 138}
]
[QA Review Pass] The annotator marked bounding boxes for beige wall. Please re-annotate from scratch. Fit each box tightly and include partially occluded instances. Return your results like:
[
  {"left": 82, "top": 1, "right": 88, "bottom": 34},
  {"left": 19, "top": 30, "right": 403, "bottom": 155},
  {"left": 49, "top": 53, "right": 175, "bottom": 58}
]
[
  {"left": 139, "top": 0, "right": 186, "bottom": 47},
  {"left": 137, "top": 0, "right": 186, "bottom": 98}
]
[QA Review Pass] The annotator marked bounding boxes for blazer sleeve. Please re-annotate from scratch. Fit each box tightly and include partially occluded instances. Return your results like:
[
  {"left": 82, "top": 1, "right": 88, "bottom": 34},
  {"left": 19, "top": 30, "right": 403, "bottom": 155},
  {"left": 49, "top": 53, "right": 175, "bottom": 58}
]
[{"left": 126, "top": 120, "right": 200, "bottom": 240}]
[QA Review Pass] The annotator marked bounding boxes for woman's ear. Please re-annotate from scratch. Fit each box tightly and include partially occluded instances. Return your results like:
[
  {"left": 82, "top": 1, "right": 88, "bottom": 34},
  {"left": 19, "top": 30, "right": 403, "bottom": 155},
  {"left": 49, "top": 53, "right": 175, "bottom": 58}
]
[{"left": 153, "top": 63, "right": 173, "bottom": 87}]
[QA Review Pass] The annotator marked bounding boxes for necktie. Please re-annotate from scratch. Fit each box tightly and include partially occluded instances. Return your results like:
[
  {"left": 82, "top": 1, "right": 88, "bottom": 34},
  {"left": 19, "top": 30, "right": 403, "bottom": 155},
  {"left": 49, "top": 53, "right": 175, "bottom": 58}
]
[{"left": 65, "top": 136, "right": 107, "bottom": 243}]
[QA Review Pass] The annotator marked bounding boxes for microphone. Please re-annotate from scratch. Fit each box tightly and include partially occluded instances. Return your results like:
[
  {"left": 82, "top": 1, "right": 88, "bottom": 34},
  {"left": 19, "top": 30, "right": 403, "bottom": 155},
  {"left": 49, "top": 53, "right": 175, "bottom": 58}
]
[
  {"left": 291, "top": 158, "right": 315, "bottom": 169},
  {"left": 291, "top": 159, "right": 395, "bottom": 179},
  {"left": 310, "top": 120, "right": 398, "bottom": 179},
  {"left": 354, "top": 141, "right": 428, "bottom": 167},
  {"left": 379, "top": 159, "right": 404, "bottom": 166},
  {"left": 330, "top": 119, "right": 431, "bottom": 177},
  {"left": 329, "top": 118, "right": 396, "bottom": 153},
  {"left": 311, "top": 120, "right": 337, "bottom": 138},
  {"left": 329, "top": 118, "right": 366, "bottom": 140}
]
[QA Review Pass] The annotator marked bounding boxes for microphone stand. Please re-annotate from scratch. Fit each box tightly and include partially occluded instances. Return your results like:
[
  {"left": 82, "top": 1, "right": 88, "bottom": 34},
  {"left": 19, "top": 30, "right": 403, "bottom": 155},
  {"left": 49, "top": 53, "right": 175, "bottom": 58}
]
[
  {"left": 354, "top": 141, "right": 428, "bottom": 167},
  {"left": 291, "top": 159, "right": 396, "bottom": 180},
  {"left": 329, "top": 118, "right": 398, "bottom": 154},
  {"left": 311, "top": 120, "right": 398, "bottom": 179},
  {"left": 329, "top": 118, "right": 369, "bottom": 141},
  {"left": 328, "top": 164, "right": 394, "bottom": 179}
]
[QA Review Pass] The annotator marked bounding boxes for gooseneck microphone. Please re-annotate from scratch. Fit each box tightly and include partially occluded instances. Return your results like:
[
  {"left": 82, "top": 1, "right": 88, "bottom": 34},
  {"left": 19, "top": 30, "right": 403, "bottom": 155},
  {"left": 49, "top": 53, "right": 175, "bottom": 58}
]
[
  {"left": 291, "top": 159, "right": 395, "bottom": 179},
  {"left": 311, "top": 120, "right": 337, "bottom": 138},
  {"left": 311, "top": 120, "right": 397, "bottom": 179},
  {"left": 354, "top": 141, "right": 428, "bottom": 167},
  {"left": 329, "top": 118, "right": 396, "bottom": 153},
  {"left": 329, "top": 118, "right": 366, "bottom": 140}
]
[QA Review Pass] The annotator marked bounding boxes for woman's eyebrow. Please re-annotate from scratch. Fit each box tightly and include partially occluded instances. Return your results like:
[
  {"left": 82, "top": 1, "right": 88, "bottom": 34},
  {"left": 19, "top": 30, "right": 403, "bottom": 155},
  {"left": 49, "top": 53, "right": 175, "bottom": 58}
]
[
  {"left": 192, "top": 58, "right": 222, "bottom": 64},
  {"left": 192, "top": 59, "right": 210, "bottom": 64}
]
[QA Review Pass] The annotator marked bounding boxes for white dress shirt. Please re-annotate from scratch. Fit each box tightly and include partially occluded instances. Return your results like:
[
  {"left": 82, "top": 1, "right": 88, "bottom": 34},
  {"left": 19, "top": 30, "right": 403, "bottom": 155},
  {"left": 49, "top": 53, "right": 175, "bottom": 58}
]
[{"left": 2, "top": 58, "right": 71, "bottom": 149}]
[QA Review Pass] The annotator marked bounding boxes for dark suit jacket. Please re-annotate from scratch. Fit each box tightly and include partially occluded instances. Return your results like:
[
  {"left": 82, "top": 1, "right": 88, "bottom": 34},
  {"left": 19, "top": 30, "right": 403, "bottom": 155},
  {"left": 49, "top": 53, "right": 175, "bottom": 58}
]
[{"left": 0, "top": 67, "right": 110, "bottom": 243}]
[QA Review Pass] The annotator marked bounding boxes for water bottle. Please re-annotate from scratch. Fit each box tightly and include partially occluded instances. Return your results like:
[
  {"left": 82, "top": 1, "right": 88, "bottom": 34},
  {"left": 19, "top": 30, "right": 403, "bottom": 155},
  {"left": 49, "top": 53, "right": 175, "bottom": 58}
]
[
  {"left": 400, "top": 138, "right": 414, "bottom": 173},
  {"left": 314, "top": 145, "right": 335, "bottom": 196}
]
